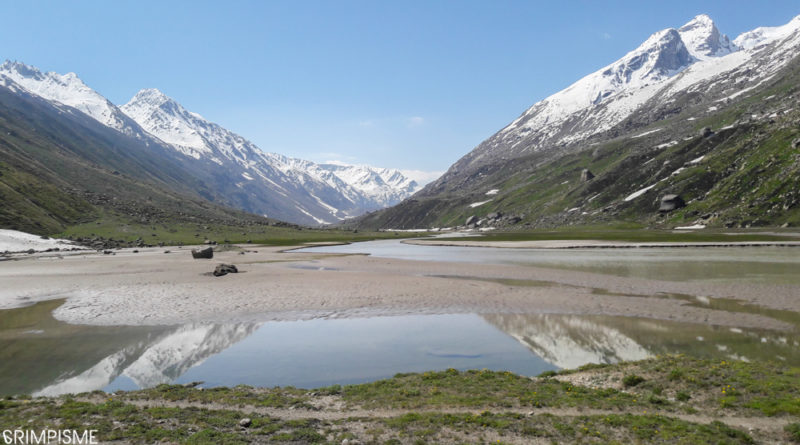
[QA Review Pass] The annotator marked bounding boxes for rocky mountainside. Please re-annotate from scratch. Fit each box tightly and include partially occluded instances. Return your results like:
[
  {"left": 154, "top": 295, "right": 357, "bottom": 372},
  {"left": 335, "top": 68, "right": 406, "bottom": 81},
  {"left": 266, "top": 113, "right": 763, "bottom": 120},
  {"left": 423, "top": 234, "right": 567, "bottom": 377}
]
[
  {"left": 121, "top": 88, "right": 418, "bottom": 224},
  {"left": 0, "top": 73, "right": 279, "bottom": 235},
  {"left": 0, "top": 60, "right": 417, "bottom": 226},
  {"left": 357, "top": 14, "right": 800, "bottom": 230},
  {"left": 0, "top": 61, "right": 142, "bottom": 137}
]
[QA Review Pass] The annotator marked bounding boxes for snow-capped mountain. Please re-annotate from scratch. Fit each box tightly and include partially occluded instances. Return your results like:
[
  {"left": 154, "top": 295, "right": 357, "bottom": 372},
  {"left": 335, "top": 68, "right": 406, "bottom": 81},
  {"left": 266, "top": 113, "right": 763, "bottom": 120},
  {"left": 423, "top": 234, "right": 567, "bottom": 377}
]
[
  {"left": 0, "top": 63, "right": 417, "bottom": 225},
  {"left": 733, "top": 14, "right": 800, "bottom": 49},
  {"left": 431, "top": 13, "right": 800, "bottom": 180},
  {"left": 121, "top": 88, "right": 254, "bottom": 164},
  {"left": 317, "top": 162, "right": 418, "bottom": 209},
  {"left": 0, "top": 61, "right": 143, "bottom": 138},
  {"left": 362, "top": 13, "right": 800, "bottom": 229},
  {"left": 121, "top": 88, "right": 418, "bottom": 222},
  {"left": 678, "top": 14, "right": 738, "bottom": 60},
  {"left": 454, "top": 15, "right": 747, "bottom": 171}
]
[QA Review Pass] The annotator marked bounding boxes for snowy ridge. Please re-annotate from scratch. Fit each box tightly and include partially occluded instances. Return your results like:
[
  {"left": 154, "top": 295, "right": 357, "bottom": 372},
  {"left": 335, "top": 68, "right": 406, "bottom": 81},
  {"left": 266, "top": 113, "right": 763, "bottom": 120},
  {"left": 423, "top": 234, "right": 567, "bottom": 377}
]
[
  {"left": 121, "top": 89, "right": 213, "bottom": 160},
  {"left": 498, "top": 23, "right": 696, "bottom": 141},
  {"left": 318, "top": 162, "right": 419, "bottom": 209},
  {"left": 0, "top": 60, "right": 418, "bottom": 225},
  {"left": 448, "top": 13, "right": 800, "bottom": 175},
  {"left": 0, "top": 61, "right": 135, "bottom": 135},
  {"left": 733, "top": 15, "right": 800, "bottom": 49},
  {"left": 122, "top": 89, "right": 419, "bottom": 221}
]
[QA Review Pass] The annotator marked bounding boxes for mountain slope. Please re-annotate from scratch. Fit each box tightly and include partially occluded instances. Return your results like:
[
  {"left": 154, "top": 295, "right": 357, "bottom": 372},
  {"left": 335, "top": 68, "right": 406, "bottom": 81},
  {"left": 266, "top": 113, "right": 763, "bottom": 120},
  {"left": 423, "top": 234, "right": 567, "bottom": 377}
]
[
  {"left": 357, "top": 14, "right": 800, "bottom": 230},
  {"left": 0, "top": 62, "right": 418, "bottom": 226},
  {"left": 0, "top": 75, "right": 278, "bottom": 235},
  {"left": 121, "top": 88, "right": 417, "bottom": 224}
]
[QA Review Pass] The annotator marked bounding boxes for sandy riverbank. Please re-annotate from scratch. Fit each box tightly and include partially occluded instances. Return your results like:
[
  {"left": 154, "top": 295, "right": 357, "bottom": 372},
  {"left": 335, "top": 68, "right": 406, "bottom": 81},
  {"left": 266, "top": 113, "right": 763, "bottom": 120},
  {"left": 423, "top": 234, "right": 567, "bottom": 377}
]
[{"left": 1, "top": 243, "right": 798, "bottom": 330}]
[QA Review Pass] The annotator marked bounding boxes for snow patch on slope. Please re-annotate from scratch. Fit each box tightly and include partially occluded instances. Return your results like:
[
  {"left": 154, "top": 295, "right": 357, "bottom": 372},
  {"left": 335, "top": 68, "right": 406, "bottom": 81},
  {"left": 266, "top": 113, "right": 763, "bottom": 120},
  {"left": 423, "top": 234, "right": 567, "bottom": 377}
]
[{"left": 0, "top": 229, "right": 79, "bottom": 253}]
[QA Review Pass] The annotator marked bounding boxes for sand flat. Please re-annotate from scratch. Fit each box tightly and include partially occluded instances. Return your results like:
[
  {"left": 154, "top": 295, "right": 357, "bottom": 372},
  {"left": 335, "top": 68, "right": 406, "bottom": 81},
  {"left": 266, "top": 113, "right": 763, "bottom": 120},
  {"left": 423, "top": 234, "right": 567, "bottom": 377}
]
[{"left": 0, "top": 244, "right": 798, "bottom": 330}]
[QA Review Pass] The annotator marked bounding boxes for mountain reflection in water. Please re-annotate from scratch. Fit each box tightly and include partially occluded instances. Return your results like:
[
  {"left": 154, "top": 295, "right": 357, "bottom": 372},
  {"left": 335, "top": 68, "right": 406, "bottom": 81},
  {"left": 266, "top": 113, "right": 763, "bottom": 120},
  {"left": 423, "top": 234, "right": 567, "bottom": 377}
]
[
  {"left": 482, "top": 314, "right": 651, "bottom": 369},
  {"left": 484, "top": 313, "right": 800, "bottom": 368},
  {"left": 3, "top": 301, "right": 800, "bottom": 396},
  {"left": 34, "top": 323, "right": 260, "bottom": 396}
]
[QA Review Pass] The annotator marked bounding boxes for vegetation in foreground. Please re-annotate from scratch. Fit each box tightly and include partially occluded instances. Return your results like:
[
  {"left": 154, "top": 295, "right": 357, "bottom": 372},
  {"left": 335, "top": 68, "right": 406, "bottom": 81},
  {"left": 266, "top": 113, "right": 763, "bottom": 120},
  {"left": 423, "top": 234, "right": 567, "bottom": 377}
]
[{"left": 2, "top": 355, "right": 798, "bottom": 444}]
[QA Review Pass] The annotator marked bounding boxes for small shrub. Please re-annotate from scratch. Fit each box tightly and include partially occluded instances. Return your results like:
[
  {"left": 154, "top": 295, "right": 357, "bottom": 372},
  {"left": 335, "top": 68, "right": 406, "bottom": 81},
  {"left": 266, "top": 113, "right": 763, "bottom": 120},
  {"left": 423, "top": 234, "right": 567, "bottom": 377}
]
[
  {"left": 785, "top": 423, "right": 800, "bottom": 442},
  {"left": 676, "top": 391, "right": 691, "bottom": 402},
  {"left": 622, "top": 375, "right": 645, "bottom": 388},
  {"left": 668, "top": 368, "right": 684, "bottom": 381},
  {"left": 320, "top": 384, "right": 341, "bottom": 395}
]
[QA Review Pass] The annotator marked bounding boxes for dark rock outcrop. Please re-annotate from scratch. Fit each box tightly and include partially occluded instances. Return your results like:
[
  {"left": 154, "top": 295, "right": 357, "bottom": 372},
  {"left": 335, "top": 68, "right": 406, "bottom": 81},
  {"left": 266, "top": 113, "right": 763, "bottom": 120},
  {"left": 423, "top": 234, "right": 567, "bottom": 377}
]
[
  {"left": 191, "top": 247, "right": 214, "bottom": 259},
  {"left": 213, "top": 263, "right": 238, "bottom": 277},
  {"left": 659, "top": 194, "right": 686, "bottom": 212}
]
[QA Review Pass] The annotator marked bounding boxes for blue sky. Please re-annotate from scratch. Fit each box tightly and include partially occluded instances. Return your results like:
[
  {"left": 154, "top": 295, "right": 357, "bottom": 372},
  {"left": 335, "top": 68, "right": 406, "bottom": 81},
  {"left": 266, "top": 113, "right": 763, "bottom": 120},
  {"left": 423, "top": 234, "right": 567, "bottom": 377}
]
[{"left": 3, "top": 1, "right": 799, "bottom": 182}]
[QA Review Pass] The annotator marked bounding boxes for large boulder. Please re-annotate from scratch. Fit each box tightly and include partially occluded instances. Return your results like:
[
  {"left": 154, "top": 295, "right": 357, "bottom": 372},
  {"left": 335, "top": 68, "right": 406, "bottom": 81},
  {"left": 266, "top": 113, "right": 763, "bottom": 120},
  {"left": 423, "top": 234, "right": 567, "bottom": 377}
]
[
  {"left": 213, "top": 264, "right": 238, "bottom": 277},
  {"left": 659, "top": 194, "right": 686, "bottom": 212},
  {"left": 580, "top": 169, "right": 595, "bottom": 182},
  {"left": 191, "top": 247, "right": 214, "bottom": 259},
  {"left": 465, "top": 215, "right": 477, "bottom": 226}
]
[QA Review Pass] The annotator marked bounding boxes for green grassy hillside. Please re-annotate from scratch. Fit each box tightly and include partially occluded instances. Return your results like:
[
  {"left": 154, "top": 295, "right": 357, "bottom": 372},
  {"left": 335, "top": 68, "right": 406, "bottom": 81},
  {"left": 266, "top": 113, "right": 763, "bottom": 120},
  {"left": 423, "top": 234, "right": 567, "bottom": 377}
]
[{"left": 355, "top": 55, "right": 800, "bottom": 231}]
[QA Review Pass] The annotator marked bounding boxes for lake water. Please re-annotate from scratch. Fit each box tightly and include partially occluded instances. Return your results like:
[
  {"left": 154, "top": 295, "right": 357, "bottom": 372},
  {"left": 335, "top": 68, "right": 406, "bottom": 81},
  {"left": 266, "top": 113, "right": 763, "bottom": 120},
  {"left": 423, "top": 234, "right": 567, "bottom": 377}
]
[
  {"left": 300, "top": 239, "right": 800, "bottom": 284},
  {"left": 2, "top": 239, "right": 799, "bottom": 396}
]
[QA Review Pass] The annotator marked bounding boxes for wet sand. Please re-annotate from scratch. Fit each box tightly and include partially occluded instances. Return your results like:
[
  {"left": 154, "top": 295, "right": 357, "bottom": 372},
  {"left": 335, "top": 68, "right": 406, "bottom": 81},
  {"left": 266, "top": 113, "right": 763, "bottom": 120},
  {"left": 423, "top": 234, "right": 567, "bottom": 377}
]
[{"left": 1, "top": 243, "right": 798, "bottom": 330}]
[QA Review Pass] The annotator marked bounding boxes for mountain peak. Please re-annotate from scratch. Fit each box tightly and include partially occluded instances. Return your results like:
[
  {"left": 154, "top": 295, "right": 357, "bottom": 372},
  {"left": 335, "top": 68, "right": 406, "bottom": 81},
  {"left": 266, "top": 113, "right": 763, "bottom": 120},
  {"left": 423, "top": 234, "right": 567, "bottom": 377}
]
[
  {"left": 122, "top": 89, "right": 207, "bottom": 151},
  {"left": 127, "top": 88, "right": 177, "bottom": 109},
  {"left": 0, "top": 60, "right": 87, "bottom": 88},
  {"left": 0, "top": 60, "right": 44, "bottom": 79},
  {"left": 681, "top": 14, "right": 714, "bottom": 28},
  {"left": 733, "top": 14, "right": 800, "bottom": 49},
  {"left": 0, "top": 60, "right": 128, "bottom": 130},
  {"left": 134, "top": 87, "right": 167, "bottom": 99},
  {"left": 678, "top": 14, "right": 737, "bottom": 60},
  {"left": 593, "top": 27, "right": 691, "bottom": 98}
]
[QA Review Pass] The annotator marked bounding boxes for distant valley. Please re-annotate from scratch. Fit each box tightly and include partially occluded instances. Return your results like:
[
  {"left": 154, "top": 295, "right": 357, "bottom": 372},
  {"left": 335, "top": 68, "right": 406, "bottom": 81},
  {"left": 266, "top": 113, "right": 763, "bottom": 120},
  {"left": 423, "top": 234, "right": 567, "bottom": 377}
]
[{"left": 0, "top": 61, "right": 419, "bottom": 233}]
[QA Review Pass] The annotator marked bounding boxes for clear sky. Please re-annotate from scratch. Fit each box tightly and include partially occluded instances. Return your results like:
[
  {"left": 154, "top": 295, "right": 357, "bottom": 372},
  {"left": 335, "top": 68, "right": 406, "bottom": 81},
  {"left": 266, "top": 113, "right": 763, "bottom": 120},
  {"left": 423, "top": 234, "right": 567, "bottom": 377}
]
[{"left": 2, "top": 1, "right": 799, "bottom": 182}]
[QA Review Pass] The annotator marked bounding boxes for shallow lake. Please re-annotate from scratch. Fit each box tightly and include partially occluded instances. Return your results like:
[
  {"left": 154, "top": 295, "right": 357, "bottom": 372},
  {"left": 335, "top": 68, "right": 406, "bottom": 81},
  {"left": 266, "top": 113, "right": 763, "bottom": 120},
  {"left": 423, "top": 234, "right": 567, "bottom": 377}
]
[
  {"left": 2, "top": 239, "right": 799, "bottom": 396},
  {"left": 301, "top": 238, "right": 800, "bottom": 284}
]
